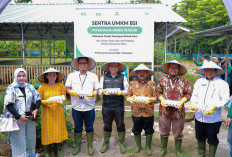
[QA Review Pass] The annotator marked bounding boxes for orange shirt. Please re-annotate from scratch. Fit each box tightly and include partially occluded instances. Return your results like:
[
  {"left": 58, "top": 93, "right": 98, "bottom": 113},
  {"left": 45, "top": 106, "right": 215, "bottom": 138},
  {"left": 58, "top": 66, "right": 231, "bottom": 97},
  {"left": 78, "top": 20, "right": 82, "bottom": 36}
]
[{"left": 127, "top": 79, "right": 157, "bottom": 117}]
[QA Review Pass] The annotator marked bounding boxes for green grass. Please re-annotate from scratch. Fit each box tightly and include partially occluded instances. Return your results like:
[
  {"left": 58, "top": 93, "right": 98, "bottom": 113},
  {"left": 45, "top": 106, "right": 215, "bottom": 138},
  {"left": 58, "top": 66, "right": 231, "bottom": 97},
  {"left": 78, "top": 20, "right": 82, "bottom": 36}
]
[
  {"left": 0, "top": 94, "right": 4, "bottom": 114},
  {"left": 0, "top": 57, "right": 73, "bottom": 65}
]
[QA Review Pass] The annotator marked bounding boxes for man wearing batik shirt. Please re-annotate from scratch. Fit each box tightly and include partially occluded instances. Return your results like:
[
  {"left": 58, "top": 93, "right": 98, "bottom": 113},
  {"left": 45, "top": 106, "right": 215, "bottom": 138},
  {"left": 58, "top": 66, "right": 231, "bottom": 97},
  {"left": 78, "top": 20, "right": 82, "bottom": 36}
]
[
  {"left": 157, "top": 60, "right": 192, "bottom": 157},
  {"left": 126, "top": 64, "right": 157, "bottom": 156}
]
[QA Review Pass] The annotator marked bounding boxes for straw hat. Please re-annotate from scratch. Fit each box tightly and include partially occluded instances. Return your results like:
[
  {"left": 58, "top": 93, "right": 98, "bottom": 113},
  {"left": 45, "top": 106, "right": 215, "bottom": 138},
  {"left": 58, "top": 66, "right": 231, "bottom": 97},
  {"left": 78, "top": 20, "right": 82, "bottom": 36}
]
[
  {"left": 71, "top": 57, "right": 96, "bottom": 71},
  {"left": 102, "top": 62, "right": 126, "bottom": 72},
  {"left": 38, "top": 68, "right": 65, "bottom": 83},
  {"left": 130, "top": 64, "right": 154, "bottom": 77},
  {"left": 161, "top": 60, "right": 187, "bottom": 76},
  {"left": 196, "top": 61, "right": 224, "bottom": 75}
]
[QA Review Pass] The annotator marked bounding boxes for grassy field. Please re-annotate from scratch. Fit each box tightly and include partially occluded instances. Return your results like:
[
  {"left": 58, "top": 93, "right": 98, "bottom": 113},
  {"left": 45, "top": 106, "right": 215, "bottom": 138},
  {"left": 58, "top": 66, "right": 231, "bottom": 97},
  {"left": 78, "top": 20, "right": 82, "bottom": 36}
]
[{"left": 0, "top": 57, "right": 73, "bottom": 65}]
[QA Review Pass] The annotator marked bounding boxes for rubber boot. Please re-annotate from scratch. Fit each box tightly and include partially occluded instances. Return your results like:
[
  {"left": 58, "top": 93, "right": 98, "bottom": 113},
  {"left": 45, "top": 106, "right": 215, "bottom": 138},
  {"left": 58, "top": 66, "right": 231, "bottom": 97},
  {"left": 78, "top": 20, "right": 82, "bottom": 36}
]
[
  {"left": 158, "top": 136, "right": 168, "bottom": 157},
  {"left": 100, "top": 131, "right": 111, "bottom": 153},
  {"left": 209, "top": 144, "right": 218, "bottom": 157},
  {"left": 133, "top": 134, "right": 142, "bottom": 153},
  {"left": 86, "top": 132, "right": 94, "bottom": 156},
  {"left": 44, "top": 145, "right": 51, "bottom": 157},
  {"left": 146, "top": 134, "right": 153, "bottom": 156},
  {"left": 197, "top": 140, "right": 206, "bottom": 157},
  {"left": 118, "top": 132, "right": 126, "bottom": 154},
  {"left": 175, "top": 139, "right": 183, "bottom": 157},
  {"left": 54, "top": 143, "right": 63, "bottom": 157},
  {"left": 72, "top": 132, "right": 82, "bottom": 155}
]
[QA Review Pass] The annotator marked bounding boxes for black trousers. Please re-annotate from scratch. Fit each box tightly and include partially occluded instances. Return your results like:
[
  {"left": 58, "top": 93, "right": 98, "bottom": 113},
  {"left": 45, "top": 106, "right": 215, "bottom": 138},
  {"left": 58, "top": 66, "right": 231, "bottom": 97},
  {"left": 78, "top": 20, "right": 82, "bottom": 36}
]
[
  {"left": 132, "top": 116, "right": 154, "bottom": 135},
  {"left": 102, "top": 107, "right": 125, "bottom": 132},
  {"left": 195, "top": 119, "right": 222, "bottom": 145}
]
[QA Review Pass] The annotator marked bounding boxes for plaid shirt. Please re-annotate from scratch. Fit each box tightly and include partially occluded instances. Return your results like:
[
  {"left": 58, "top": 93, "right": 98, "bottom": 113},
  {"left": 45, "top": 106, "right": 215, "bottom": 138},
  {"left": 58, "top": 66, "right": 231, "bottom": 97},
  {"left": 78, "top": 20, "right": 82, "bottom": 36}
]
[
  {"left": 126, "top": 79, "right": 157, "bottom": 117},
  {"left": 157, "top": 75, "right": 192, "bottom": 119}
]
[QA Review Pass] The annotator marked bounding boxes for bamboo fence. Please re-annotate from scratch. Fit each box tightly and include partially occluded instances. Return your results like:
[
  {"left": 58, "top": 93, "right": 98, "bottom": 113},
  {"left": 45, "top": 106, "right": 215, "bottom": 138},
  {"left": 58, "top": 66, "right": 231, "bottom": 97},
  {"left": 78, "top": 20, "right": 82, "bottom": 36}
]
[{"left": 0, "top": 65, "right": 105, "bottom": 86}]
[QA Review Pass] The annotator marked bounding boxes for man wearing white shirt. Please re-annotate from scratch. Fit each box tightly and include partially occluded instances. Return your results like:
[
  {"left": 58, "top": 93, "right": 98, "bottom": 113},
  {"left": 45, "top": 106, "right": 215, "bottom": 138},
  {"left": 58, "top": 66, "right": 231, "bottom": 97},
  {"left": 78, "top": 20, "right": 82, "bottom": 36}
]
[
  {"left": 99, "top": 62, "right": 128, "bottom": 154},
  {"left": 65, "top": 57, "right": 98, "bottom": 156},
  {"left": 190, "top": 61, "right": 229, "bottom": 157}
]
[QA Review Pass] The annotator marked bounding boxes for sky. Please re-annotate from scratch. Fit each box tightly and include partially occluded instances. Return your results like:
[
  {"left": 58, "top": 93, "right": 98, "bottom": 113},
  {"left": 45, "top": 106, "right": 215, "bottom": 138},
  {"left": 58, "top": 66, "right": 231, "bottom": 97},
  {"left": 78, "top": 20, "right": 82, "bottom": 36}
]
[{"left": 11, "top": 0, "right": 182, "bottom": 7}]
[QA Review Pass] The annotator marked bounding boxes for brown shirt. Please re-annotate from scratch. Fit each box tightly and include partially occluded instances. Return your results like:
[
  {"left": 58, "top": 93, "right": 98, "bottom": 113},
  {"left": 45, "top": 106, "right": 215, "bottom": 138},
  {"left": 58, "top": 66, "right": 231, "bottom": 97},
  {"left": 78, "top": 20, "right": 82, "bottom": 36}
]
[
  {"left": 157, "top": 75, "right": 192, "bottom": 119},
  {"left": 127, "top": 79, "right": 157, "bottom": 117}
]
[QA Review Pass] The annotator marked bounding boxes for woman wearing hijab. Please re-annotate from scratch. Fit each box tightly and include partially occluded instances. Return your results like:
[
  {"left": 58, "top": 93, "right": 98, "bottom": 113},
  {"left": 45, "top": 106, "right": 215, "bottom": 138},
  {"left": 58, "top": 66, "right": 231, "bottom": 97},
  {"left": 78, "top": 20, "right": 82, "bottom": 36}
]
[
  {"left": 37, "top": 68, "right": 68, "bottom": 157},
  {"left": 4, "top": 68, "right": 41, "bottom": 157}
]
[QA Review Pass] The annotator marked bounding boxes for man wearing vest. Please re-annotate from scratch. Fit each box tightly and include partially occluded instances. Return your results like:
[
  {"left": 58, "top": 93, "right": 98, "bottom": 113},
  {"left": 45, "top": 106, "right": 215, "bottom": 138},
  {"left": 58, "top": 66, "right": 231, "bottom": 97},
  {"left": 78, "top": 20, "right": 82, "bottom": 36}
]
[
  {"left": 65, "top": 57, "right": 99, "bottom": 156},
  {"left": 157, "top": 60, "right": 192, "bottom": 157},
  {"left": 99, "top": 62, "right": 128, "bottom": 154},
  {"left": 126, "top": 64, "right": 157, "bottom": 156}
]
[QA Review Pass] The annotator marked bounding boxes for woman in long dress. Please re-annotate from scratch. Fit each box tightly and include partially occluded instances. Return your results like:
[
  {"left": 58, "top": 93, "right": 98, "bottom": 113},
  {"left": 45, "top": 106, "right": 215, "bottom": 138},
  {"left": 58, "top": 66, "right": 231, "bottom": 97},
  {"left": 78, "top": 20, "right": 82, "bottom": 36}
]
[{"left": 37, "top": 68, "right": 68, "bottom": 157}]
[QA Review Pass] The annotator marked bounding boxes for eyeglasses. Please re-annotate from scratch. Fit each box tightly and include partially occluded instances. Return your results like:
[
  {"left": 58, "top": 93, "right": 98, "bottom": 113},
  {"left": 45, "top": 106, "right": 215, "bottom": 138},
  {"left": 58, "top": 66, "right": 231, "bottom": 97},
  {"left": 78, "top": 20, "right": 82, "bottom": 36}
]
[
  {"left": 109, "top": 66, "right": 119, "bottom": 68},
  {"left": 79, "top": 62, "right": 88, "bottom": 65}
]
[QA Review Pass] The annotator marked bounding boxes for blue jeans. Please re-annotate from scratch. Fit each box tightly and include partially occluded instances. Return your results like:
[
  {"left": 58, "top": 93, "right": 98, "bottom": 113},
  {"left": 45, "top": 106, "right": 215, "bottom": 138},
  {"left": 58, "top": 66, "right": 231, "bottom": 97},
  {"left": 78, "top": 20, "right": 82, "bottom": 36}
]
[
  {"left": 72, "top": 108, "right": 95, "bottom": 133},
  {"left": 228, "top": 125, "right": 232, "bottom": 157}
]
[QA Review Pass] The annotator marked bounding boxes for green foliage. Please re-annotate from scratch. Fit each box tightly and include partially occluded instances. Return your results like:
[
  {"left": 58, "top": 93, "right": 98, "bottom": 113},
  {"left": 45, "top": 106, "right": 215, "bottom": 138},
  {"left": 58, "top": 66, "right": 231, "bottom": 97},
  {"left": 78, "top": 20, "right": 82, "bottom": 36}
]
[
  {"left": 154, "top": 42, "right": 165, "bottom": 65},
  {"left": 130, "top": 0, "right": 161, "bottom": 3},
  {"left": 30, "top": 74, "right": 42, "bottom": 85},
  {"left": 63, "top": 102, "right": 73, "bottom": 136},
  {"left": 14, "top": 0, "right": 32, "bottom": 2},
  {"left": 0, "top": 94, "right": 4, "bottom": 115},
  {"left": 172, "top": 0, "right": 230, "bottom": 54}
]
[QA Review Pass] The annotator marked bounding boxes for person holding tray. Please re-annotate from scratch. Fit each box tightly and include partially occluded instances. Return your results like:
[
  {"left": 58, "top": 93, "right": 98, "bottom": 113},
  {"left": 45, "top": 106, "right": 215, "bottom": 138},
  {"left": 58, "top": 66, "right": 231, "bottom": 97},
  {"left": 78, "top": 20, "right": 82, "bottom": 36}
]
[
  {"left": 157, "top": 60, "right": 192, "bottom": 157},
  {"left": 37, "top": 68, "right": 68, "bottom": 157},
  {"left": 126, "top": 64, "right": 157, "bottom": 156},
  {"left": 65, "top": 57, "right": 99, "bottom": 156},
  {"left": 98, "top": 62, "right": 128, "bottom": 154},
  {"left": 190, "top": 61, "right": 229, "bottom": 157}
]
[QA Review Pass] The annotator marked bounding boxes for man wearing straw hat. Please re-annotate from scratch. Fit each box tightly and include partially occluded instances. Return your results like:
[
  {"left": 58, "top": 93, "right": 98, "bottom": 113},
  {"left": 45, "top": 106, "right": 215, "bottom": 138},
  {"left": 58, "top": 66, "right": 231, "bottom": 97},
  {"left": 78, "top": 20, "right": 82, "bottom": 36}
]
[
  {"left": 126, "top": 64, "right": 157, "bottom": 156},
  {"left": 157, "top": 60, "right": 192, "bottom": 157},
  {"left": 190, "top": 61, "right": 229, "bottom": 157},
  {"left": 99, "top": 62, "right": 128, "bottom": 154},
  {"left": 65, "top": 57, "right": 99, "bottom": 156}
]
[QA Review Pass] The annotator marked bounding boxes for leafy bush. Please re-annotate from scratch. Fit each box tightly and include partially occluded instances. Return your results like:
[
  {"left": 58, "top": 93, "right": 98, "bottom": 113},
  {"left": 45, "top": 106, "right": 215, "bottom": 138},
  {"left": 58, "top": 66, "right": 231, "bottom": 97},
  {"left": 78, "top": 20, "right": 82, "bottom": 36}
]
[{"left": 0, "top": 94, "right": 4, "bottom": 115}]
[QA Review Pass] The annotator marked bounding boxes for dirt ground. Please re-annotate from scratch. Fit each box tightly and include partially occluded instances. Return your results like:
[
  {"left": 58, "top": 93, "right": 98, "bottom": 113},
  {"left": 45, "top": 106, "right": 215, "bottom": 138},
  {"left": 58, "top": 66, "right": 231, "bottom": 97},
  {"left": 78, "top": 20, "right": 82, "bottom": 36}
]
[{"left": 0, "top": 111, "right": 230, "bottom": 157}]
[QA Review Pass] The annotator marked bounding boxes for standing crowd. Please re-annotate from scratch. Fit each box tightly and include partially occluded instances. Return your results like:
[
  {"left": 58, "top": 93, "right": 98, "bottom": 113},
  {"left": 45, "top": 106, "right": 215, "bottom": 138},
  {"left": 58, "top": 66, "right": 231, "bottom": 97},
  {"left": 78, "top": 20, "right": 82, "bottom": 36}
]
[{"left": 3, "top": 56, "right": 232, "bottom": 157}]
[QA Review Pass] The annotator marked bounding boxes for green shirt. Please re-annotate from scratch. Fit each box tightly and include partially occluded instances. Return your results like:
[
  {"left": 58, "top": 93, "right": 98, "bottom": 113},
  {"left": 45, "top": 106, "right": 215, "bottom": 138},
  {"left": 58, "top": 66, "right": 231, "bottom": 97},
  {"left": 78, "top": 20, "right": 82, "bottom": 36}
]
[{"left": 194, "top": 60, "right": 203, "bottom": 66}]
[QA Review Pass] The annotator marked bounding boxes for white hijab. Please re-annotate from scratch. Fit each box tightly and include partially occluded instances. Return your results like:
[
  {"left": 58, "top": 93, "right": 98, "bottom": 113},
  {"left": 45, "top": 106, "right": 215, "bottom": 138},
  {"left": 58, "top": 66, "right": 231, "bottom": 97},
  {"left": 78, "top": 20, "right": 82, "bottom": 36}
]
[{"left": 11, "top": 68, "right": 27, "bottom": 88}]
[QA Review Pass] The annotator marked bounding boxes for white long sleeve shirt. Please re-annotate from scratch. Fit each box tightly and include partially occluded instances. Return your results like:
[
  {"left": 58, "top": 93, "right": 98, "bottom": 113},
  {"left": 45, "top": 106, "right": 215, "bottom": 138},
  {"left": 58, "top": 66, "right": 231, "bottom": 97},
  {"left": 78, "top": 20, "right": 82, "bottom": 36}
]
[{"left": 191, "top": 76, "right": 229, "bottom": 123}]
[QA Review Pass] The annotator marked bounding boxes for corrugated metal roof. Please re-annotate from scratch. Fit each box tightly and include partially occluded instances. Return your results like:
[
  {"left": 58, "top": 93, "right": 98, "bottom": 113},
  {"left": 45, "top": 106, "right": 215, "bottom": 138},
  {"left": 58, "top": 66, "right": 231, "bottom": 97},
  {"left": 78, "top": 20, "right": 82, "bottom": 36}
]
[
  {"left": 194, "top": 23, "right": 232, "bottom": 36},
  {"left": 0, "top": 3, "right": 186, "bottom": 23}
]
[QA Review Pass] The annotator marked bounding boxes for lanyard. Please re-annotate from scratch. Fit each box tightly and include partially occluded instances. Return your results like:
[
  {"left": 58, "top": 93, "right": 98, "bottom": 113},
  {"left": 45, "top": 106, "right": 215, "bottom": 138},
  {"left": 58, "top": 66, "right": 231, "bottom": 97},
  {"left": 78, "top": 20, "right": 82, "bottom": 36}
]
[
  {"left": 169, "top": 78, "right": 177, "bottom": 90},
  {"left": 79, "top": 74, "right": 87, "bottom": 90}
]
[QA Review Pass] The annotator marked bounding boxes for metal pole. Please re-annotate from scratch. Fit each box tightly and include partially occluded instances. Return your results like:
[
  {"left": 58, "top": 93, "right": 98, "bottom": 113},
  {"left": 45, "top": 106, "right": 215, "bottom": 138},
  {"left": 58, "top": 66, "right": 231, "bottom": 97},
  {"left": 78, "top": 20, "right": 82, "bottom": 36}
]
[
  {"left": 157, "top": 28, "right": 160, "bottom": 82},
  {"left": 225, "top": 36, "right": 232, "bottom": 82},
  {"left": 164, "top": 22, "right": 167, "bottom": 62},
  {"left": 21, "top": 23, "right": 25, "bottom": 66},
  {"left": 151, "top": 22, "right": 155, "bottom": 81},
  {"left": 53, "top": 39, "right": 55, "bottom": 64},
  {"left": 40, "top": 35, "right": 42, "bottom": 65},
  {"left": 49, "top": 26, "right": 51, "bottom": 65},
  {"left": 65, "top": 34, "right": 67, "bottom": 63},
  {"left": 175, "top": 37, "right": 176, "bottom": 53}
]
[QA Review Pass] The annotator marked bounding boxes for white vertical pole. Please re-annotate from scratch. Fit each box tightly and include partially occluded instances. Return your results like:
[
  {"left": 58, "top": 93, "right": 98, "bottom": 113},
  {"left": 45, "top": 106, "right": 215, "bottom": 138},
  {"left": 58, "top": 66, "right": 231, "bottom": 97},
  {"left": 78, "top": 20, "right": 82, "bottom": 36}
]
[
  {"left": 164, "top": 22, "right": 167, "bottom": 62},
  {"left": 21, "top": 23, "right": 25, "bottom": 66}
]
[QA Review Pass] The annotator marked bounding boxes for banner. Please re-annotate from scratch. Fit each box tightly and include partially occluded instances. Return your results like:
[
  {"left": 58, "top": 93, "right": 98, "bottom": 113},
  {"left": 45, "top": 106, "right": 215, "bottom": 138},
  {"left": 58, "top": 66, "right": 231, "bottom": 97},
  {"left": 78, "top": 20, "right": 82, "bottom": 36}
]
[{"left": 74, "top": 7, "right": 154, "bottom": 62}]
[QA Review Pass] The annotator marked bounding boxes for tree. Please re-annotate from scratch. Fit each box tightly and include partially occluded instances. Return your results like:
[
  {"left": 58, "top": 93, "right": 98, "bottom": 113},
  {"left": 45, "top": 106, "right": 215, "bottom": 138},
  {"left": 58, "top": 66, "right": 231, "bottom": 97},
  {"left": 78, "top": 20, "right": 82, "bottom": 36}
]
[
  {"left": 14, "top": 0, "right": 32, "bottom": 3},
  {"left": 173, "top": 0, "right": 230, "bottom": 54},
  {"left": 130, "top": 0, "right": 161, "bottom": 3}
]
